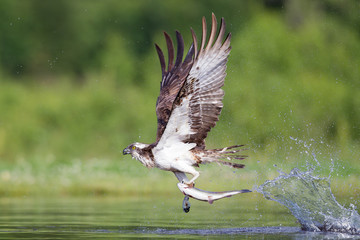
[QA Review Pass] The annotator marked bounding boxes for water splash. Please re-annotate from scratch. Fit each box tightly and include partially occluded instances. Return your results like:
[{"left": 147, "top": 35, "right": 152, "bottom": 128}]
[{"left": 256, "top": 168, "right": 360, "bottom": 234}]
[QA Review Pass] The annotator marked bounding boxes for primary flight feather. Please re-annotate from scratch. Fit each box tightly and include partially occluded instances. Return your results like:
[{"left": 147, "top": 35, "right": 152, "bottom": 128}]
[{"left": 123, "top": 13, "right": 246, "bottom": 185}]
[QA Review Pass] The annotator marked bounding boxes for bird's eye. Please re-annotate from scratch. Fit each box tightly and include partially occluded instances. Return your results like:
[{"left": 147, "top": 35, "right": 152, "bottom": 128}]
[{"left": 132, "top": 146, "right": 136, "bottom": 150}]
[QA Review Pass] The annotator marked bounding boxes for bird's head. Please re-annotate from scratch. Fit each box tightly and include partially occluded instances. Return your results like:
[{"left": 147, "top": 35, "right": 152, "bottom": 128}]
[
  {"left": 123, "top": 142, "right": 154, "bottom": 167},
  {"left": 123, "top": 142, "right": 145, "bottom": 157}
]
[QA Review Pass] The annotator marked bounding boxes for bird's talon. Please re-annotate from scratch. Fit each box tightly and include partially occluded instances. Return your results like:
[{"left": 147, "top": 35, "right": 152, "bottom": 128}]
[
  {"left": 181, "top": 181, "right": 195, "bottom": 188},
  {"left": 182, "top": 195, "right": 191, "bottom": 213}
]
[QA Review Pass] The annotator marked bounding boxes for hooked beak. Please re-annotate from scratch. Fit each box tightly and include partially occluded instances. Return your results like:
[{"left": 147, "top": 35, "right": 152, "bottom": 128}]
[{"left": 123, "top": 147, "right": 131, "bottom": 155}]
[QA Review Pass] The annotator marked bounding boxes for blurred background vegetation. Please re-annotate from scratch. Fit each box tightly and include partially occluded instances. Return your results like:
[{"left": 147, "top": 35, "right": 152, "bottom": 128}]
[{"left": 0, "top": 0, "right": 359, "bottom": 197}]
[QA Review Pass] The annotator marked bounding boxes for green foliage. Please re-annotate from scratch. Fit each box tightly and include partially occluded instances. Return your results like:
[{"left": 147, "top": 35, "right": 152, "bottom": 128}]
[
  {"left": 223, "top": 11, "right": 360, "bottom": 150},
  {"left": 0, "top": 0, "right": 257, "bottom": 77}
]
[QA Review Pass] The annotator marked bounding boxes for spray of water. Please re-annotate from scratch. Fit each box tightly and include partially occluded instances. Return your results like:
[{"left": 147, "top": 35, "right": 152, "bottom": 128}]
[
  {"left": 256, "top": 168, "right": 360, "bottom": 234},
  {"left": 255, "top": 137, "right": 360, "bottom": 234}
]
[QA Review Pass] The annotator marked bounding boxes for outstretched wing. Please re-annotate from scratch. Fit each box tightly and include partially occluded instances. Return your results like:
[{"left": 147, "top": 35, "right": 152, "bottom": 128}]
[
  {"left": 155, "top": 32, "right": 194, "bottom": 141},
  {"left": 157, "top": 13, "right": 231, "bottom": 149}
]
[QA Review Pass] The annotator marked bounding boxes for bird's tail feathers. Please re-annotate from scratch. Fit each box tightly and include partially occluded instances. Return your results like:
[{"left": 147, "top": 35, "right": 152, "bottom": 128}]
[{"left": 200, "top": 145, "right": 247, "bottom": 169}]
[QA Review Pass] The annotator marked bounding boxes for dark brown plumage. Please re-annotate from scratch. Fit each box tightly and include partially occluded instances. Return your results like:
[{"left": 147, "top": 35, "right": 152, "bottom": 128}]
[
  {"left": 155, "top": 32, "right": 194, "bottom": 141},
  {"left": 154, "top": 14, "right": 231, "bottom": 148}
]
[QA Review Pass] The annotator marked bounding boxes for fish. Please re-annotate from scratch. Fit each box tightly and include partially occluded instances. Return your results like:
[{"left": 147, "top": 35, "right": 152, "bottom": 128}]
[{"left": 177, "top": 182, "right": 251, "bottom": 204}]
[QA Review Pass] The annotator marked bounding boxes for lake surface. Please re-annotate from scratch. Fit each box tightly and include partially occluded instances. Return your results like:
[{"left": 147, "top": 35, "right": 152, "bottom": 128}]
[{"left": 1, "top": 194, "right": 358, "bottom": 239}]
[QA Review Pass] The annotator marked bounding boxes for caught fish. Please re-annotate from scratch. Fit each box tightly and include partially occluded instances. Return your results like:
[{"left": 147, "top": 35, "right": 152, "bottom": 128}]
[{"left": 177, "top": 182, "right": 251, "bottom": 204}]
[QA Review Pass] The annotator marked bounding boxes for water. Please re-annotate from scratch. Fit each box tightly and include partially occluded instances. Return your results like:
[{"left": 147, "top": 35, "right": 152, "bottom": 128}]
[
  {"left": 0, "top": 196, "right": 291, "bottom": 239},
  {"left": 1, "top": 139, "right": 358, "bottom": 238},
  {"left": 0, "top": 194, "right": 358, "bottom": 239},
  {"left": 257, "top": 168, "right": 360, "bottom": 235}
]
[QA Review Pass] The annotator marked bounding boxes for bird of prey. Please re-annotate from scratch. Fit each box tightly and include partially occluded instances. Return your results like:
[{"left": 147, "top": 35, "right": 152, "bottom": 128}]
[{"left": 123, "top": 13, "right": 246, "bottom": 186}]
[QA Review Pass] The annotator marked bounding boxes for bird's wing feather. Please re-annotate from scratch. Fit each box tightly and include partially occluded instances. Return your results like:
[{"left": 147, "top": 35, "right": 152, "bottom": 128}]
[
  {"left": 155, "top": 32, "right": 194, "bottom": 142},
  {"left": 158, "top": 13, "right": 231, "bottom": 149}
]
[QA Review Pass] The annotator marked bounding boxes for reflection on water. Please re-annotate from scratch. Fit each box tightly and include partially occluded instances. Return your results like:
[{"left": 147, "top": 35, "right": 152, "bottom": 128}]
[
  {"left": 257, "top": 168, "right": 360, "bottom": 235},
  {"left": 0, "top": 195, "right": 358, "bottom": 239}
]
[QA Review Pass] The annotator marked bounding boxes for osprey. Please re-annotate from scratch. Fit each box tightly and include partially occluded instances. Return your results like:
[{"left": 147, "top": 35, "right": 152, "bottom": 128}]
[{"left": 123, "top": 13, "right": 246, "bottom": 186}]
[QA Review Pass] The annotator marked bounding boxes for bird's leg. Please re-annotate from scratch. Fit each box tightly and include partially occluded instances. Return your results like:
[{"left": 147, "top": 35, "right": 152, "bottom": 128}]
[
  {"left": 173, "top": 165, "right": 199, "bottom": 187},
  {"left": 181, "top": 171, "right": 199, "bottom": 188},
  {"left": 173, "top": 171, "right": 189, "bottom": 183},
  {"left": 173, "top": 171, "right": 196, "bottom": 187},
  {"left": 182, "top": 195, "right": 191, "bottom": 213}
]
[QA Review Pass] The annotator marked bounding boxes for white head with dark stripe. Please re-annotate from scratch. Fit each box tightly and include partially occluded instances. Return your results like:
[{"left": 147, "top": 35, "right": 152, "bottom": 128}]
[{"left": 123, "top": 142, "right": 154, "bottom": 168}]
